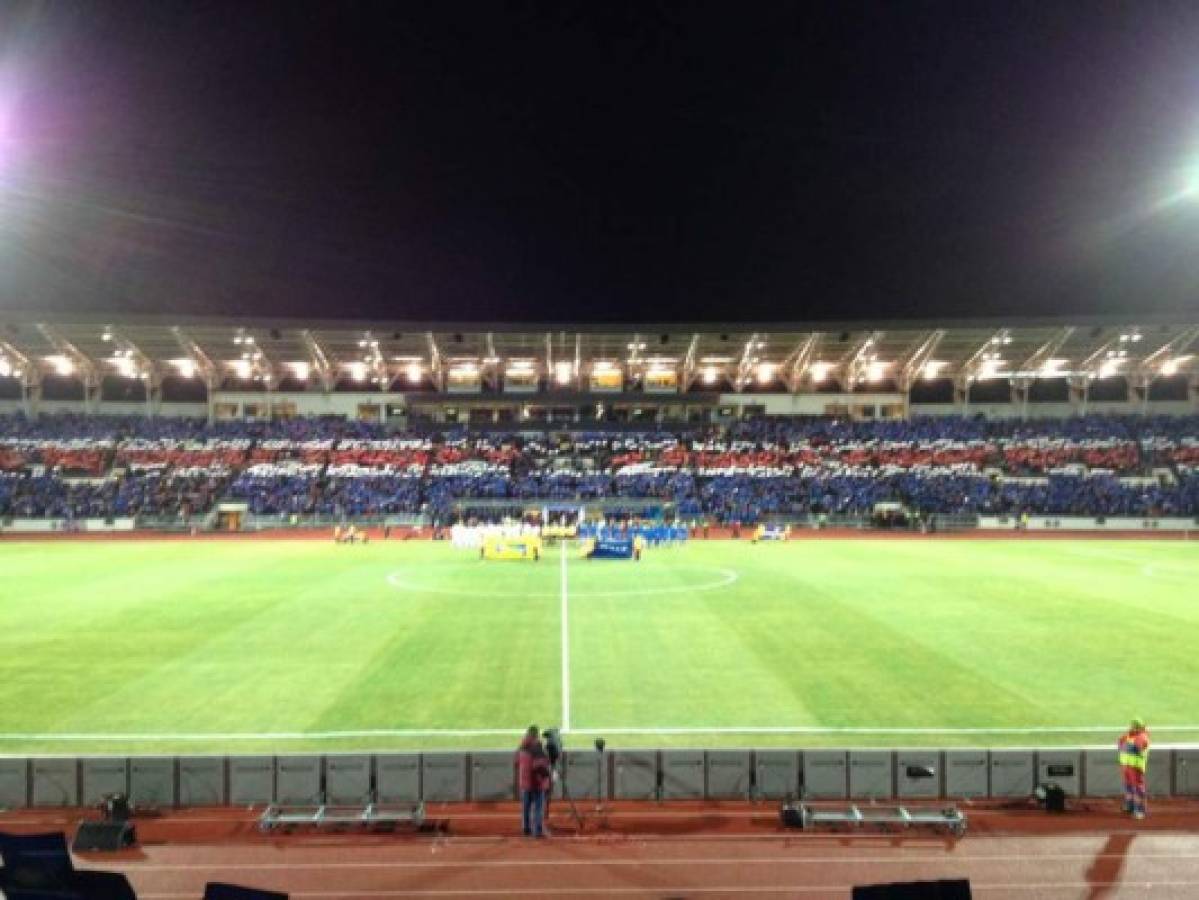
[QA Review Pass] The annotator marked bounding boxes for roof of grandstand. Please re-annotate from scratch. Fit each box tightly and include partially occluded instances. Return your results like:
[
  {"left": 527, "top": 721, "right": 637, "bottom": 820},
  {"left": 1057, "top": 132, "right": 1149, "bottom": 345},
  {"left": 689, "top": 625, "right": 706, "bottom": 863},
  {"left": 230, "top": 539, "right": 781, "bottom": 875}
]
[{"left": 0, "top": 312, "right": 1196, "bottom": 392}]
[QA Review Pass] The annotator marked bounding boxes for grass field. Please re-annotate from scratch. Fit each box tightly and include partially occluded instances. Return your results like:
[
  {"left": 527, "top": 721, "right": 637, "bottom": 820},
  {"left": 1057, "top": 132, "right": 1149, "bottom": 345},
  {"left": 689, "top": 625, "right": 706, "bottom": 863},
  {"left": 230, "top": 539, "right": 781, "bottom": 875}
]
[{"left": 0, "top": 537, "right": 1196, "bottom": 754}]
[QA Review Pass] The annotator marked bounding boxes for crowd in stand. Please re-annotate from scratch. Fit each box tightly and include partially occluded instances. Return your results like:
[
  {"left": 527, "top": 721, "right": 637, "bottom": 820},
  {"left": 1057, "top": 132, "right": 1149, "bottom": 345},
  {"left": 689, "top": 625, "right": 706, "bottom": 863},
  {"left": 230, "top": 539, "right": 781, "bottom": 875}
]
[{"left": 1, "top": 412, "right": 1196, "bottom": 522}]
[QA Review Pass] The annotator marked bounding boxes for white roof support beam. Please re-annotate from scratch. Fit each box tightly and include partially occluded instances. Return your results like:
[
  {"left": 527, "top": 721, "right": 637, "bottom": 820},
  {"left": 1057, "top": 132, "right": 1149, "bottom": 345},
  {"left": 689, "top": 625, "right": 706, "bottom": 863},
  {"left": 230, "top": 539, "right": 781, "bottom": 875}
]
[
  {"left": 169, "top": 327, "right": 218, "bottom": 384},
  {"left": 36, "top": 323, "right": 99, "bottom": 386},
  {"left": 0, "top": 338, "right": 36, "bottom": 385},
  {"left": 957, "top": 329, "right": 1010, "bottom": 385},
  {"left": 1138, "top": 325, "right": 1199, "bottom": 376},
  {"left": 733, "top": 332, "right": 762, "bottom": 392},
  {"left": 106, "top": 327, "right": 155, "bottom": 377},
  {"left": 426, "top": 332, "right": 444, "bottom": 391},
  {"left": 1078, "top": 334, "right": 1124, "bottom": 374},
  {"left": 300, "top": 330, "right": 335, "bottom": 391},
  {"left": 626, "top": 332, "right": 643, "bottom": 384},
  {"left": 841, "top": 330, "right": 884, "bottom": 387},
  {"left": 680, "top": 333, "right": 701, "bottom": 391},
  {"left": 1017, "top": 326, "right": 1076, "bottom": 377},
  {"left": 482, "top": 332, "right": 500, "bottom": 389},
  {"left": 783, "top": 332, "right": 821, "bottom": 393},
  {"left": 898, "top": 329, "right": 945, "bottom": 389}
]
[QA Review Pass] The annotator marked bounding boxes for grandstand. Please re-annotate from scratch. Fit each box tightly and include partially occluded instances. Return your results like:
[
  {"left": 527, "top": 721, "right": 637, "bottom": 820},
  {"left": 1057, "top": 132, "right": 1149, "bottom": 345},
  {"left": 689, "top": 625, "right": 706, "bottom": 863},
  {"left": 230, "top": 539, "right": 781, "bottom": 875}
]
[{"left": 1, "top": 314, "right": 1197, "bottom": 530}]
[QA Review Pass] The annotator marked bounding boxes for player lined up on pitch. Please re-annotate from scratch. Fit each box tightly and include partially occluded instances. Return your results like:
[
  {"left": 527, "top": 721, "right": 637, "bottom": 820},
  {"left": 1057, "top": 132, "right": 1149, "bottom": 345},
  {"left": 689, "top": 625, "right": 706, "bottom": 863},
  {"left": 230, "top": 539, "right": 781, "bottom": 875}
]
[{"left": 1118, "top": 718, "right": 1150, "bottom": 819}]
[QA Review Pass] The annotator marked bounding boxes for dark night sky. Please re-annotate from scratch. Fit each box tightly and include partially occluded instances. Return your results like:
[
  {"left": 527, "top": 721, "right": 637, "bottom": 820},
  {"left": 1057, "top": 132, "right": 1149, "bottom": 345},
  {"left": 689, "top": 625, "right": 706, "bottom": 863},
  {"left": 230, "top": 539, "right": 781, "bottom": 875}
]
[{"left": 1, "top": 1, "right": 1198, "bottom": 324}]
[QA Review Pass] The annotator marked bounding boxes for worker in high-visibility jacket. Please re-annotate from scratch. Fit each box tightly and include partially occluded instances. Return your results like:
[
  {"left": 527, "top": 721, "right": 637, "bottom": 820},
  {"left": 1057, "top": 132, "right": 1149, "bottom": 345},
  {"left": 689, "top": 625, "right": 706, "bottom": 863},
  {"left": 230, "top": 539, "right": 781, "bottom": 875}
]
[{"left": 1117, "top": 718, "right": 1150, "bottom": 819}]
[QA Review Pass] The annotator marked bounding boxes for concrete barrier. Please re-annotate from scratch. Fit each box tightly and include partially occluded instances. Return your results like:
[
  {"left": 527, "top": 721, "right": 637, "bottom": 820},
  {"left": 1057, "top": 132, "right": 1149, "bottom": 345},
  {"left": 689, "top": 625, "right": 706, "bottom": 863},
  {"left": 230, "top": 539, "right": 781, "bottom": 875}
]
[
  {"left": 0, "top": 746, "right": 1191, "bottom": 809},
  {"left": 0, "top": 758, "right": 29, "bottom": 809},
  {"left": 275, "top": 755, "right": 322, "bottom": 805},
  {"left": 612, "top": 751, "right": 658, "bottom": 800},
  {"left": 179, "top": 756, "right": 225, "bottom": 806},
  {"left": 706, "top": 750, "right": 752, "bottom": 799},
  {"left": 31, "top": 758, "right": 77, "bottom": 807},
  {"left": 661, "top": 750, "right": 705, "bottom": 800},
  {"left": 376, "top": 753, "right": 421, "bottom": 803},
  {"left": 802, "top": 750, "right": 848, "bottom": 799},
  {"left": 129, "top": 757, "right": 175, "bottom": 808},
  {"left": 229, "top": 756, "right": 275, "bottom": 805},
  {"left": 325, "top": 754, "right": 372, "bottom": 804},
  {"left": 81, "top": 758, "right": 129, "bottom": 806}
]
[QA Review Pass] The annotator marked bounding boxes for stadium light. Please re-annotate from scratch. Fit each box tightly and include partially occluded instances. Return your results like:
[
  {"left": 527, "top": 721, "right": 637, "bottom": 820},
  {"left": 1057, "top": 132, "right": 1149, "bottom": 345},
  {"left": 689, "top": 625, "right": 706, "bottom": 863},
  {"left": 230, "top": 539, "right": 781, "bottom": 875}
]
[
  {"left": 47, "top": 355, "right": 73, "bottom": 377},
  {"left": 1161, "top": 356, "right": 1190, "bottom": 376},
  {"left": 172, "top": 359, "right": 196, "bottom": 378},
  {"left": 291, "top": 361, "right": 310, "bottom": 380},
  {"left": 0, "top": 358, "right": 10, "bottom": 378},
  {"left": 809, "top": 361, "right": 834, "bottom": 382},
  {"left": 554, "top": 361, "right": 572, "bottom": 385},
  {"left": 232, "top": 360, "right": 251, "bottom": 379},
  {"left": 349, "top": 362, "right": 367, "bottom": 382},
  {"left": 922, "top": 360, "right": 945, "bottom": 380},
  {"left": 702, "top": 366, "right": 718, "bottom": 385},
  {"left": 866, "top": 360, "right": 887, "bottom": 382},
  {"left": 406, "top": 362, "right": 422, "bottom": 383},
  {"left": 756, "top": 362, "right": 776, "bottom": 383}
]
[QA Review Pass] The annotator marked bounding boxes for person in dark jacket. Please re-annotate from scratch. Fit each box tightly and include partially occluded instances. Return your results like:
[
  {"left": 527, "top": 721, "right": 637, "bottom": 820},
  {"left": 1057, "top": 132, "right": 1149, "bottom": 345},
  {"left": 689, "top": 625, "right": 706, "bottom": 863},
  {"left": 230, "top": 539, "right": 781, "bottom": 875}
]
[{"left": 515, "top": 725, "right": 552, "bottom": 837}]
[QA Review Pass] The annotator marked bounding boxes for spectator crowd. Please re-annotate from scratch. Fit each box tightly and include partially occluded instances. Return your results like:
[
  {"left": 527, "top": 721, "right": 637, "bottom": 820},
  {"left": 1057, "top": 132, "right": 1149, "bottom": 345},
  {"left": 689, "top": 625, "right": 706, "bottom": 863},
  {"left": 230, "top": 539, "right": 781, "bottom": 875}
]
[{"left": 1, "top": 412, "right": 1196, "bottom": 523}]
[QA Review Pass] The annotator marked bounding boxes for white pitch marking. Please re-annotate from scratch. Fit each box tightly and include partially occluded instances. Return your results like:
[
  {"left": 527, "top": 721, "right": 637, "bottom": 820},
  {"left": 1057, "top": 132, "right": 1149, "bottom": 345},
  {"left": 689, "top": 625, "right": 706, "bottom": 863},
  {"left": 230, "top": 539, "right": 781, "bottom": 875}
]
[
  {"left": 570, "top": 725, "right": 1199, "bottom": 736},
  {"left": 4, "top": 725, "right": 1199, "bottom": 742},
  {"left": 560, "top": 541, "right": 572, "bottom": 733}
]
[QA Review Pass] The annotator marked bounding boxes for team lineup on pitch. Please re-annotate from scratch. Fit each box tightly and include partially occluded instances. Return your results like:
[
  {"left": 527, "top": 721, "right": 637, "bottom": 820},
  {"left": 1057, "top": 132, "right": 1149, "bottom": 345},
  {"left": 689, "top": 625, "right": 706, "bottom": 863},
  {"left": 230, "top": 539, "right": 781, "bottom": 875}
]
[{"left": 1, "top": 537, "right": 1197, "bottom": 754}]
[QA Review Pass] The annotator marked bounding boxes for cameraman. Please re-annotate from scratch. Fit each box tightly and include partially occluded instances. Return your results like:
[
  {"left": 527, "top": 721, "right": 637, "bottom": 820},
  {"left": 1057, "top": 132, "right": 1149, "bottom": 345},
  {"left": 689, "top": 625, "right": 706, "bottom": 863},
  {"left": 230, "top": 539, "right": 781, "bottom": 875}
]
[{"left": 515, "top": 725, "right": 552, "bottom": 838}]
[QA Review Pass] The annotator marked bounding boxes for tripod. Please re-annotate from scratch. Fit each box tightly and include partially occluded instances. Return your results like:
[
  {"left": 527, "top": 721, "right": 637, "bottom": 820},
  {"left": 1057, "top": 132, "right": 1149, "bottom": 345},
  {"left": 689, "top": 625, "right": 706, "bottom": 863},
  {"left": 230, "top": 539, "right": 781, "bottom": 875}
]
[
  {"left": 543, "top": 729, "right": 585, "bottom": 832},
  {"left": 550, "top": 754, "right": 585, "bottom": 832}
]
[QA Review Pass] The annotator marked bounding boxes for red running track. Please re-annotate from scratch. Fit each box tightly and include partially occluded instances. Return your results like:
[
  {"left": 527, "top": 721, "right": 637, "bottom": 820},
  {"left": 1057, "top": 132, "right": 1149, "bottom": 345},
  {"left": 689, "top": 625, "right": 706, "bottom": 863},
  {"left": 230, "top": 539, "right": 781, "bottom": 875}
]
[{"left": 2, "top": 798, "right": 1198, "bottom": 899}]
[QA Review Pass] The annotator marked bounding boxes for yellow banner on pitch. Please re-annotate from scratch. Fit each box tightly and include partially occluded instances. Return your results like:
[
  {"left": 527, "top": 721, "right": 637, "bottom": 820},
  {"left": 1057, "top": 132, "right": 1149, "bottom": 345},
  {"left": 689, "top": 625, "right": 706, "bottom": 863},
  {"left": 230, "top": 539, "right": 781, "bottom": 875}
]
[{"left": 481, "top": 534, "right": 543, "bottom": 561}]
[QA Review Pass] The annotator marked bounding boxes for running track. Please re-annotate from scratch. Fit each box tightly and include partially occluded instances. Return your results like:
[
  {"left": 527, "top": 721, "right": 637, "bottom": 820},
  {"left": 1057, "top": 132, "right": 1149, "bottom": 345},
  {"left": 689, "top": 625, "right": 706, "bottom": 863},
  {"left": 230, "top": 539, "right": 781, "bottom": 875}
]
[{"left": 3, "top": 799, "right": 1198, "bottom": 898}]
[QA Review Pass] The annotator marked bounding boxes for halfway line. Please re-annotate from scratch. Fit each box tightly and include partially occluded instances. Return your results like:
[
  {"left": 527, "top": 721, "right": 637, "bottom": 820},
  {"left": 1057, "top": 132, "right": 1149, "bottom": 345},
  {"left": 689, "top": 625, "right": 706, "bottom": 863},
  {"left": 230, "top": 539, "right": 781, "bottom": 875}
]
[{"left": 560, "top": 540, "right": 572, "bottom": 733}]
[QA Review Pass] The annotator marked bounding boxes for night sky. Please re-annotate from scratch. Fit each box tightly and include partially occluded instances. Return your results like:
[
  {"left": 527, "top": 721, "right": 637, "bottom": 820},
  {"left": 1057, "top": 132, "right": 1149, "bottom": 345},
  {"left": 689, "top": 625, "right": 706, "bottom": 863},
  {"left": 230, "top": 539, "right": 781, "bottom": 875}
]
[{"left": 1, "top": 1, "right": 1198, "bottom": 324}]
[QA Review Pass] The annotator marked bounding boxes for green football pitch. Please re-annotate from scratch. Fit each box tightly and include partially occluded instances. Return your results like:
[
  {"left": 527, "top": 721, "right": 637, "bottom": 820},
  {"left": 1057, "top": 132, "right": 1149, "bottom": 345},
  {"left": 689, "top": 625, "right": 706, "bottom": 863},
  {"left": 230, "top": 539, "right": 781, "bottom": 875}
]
[{"left": 0, "top": 537, "right": 1196, "bottom": 754}]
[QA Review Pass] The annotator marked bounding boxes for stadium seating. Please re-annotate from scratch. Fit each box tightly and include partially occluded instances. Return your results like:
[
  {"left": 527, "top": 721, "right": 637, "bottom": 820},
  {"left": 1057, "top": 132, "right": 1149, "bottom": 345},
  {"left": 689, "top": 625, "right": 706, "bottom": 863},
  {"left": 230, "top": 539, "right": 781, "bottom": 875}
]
[{"left": 1, "top": 412, "right": 1197, "bottom": 522}]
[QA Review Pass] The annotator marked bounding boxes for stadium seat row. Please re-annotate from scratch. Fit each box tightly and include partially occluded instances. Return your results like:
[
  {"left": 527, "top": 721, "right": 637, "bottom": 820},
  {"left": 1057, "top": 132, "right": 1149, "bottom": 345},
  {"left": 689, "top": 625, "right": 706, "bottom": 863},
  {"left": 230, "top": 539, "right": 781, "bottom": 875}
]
[{"left": 2, "top": 748, "right": 1197, "bottom": 808}]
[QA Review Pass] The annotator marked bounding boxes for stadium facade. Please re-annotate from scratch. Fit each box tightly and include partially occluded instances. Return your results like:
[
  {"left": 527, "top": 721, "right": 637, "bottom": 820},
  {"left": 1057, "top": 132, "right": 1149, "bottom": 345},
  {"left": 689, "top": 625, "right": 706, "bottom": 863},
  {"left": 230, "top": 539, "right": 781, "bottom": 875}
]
[{"left": 0, "top": 312, "right": 1196, "bottom": 424}]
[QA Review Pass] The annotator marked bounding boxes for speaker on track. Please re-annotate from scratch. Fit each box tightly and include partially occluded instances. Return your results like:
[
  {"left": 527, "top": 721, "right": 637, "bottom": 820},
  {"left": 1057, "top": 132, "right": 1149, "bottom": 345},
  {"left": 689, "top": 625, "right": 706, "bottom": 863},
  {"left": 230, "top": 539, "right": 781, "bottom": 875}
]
[{"left": 72, "top": 820, "right": 136, "bottom": 852}]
